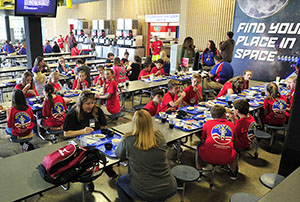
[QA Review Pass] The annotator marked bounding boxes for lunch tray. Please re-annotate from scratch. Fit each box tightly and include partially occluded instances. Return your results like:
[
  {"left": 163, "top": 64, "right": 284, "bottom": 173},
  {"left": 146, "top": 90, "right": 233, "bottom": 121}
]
[
  {"left": 174, "top": 119, "right": 203, "bottom": 132},
  {"left": 179, "top": 106, "right": 204, "bottom": 115}
]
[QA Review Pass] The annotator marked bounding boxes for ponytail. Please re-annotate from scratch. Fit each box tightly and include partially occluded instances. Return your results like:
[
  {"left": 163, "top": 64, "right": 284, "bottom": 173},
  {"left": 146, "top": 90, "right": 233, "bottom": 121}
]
[
  {"left": 44, "top": 84, "right": 55, "bottom": 108},
  {"left": 266, "top": 83, "right": 280, "bottom": 100}
]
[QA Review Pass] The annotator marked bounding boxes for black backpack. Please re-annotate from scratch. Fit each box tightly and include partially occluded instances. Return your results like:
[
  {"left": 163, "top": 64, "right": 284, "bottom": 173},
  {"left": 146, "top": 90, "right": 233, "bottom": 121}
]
[{"left": 38, "top": 145, "right": 107, "bottom": 185}]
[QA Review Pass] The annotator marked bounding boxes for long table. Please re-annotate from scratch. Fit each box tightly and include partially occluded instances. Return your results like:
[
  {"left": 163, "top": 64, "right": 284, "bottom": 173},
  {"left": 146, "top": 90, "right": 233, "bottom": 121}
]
[
  {"left": 2, "top": 52, "right": 71, "bottom": 60},
  {"left": 17, "top": 55, "right": 97, "bottom": 64},
  {"left": 0, "top": 140, "right": 119, "bottom": 202}
]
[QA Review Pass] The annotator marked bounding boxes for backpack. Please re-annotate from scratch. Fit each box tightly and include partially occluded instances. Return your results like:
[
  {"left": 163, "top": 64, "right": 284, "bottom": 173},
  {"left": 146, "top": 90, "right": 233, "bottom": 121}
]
[{"left": 38, "top": 144, "right": 107, "bottom": 185}]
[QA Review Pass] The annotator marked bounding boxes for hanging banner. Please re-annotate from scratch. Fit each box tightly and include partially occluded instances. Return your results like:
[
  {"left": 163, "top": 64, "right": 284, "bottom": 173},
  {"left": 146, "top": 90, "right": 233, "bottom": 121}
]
[{"left": 231, "top": 0, "right": 299, "bottom": 81}]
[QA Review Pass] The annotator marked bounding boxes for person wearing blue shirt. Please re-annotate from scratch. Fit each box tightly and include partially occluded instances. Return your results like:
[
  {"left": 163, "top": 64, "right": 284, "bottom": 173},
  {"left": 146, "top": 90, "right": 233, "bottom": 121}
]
[
  {"left": 4, "top": 41, "right": 16, "bottom": 54},
  {"left": 56, "top": 57, "right": 70, "bottom": 74},
  {"left": 201, "top": 40, "right": 219, "bottom": 71},
  {"left": 43, "top": 41, "right": 53, "bottom": 53},
  {"left": 18, "top": 43, "right": 26, "bottom": 55}
]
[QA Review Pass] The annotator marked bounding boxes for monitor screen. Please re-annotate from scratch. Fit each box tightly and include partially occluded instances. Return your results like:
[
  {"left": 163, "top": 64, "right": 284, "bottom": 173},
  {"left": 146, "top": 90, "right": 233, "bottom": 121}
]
[{"left": 15, "top": 0, "right": 58, "bottom": 17}]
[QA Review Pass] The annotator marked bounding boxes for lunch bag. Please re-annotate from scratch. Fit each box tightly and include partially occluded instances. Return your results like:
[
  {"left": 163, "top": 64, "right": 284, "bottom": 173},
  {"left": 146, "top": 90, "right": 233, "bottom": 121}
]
[{"left": 38, "top": 144, "right": 107, "bottom": 185}]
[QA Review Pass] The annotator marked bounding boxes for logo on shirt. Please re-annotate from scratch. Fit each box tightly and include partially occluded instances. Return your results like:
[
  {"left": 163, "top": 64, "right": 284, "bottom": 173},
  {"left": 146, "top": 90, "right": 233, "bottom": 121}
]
[
  {"left": 211, "top": 124, "right": 233, "bottom": 145},
  {"left": 14, "top": 112, "right": 31, "bottom": 129},
  {"left": 248, "top": 121, "right": 256, "bottom": 142},
  {"left": 53, "top": 102, "right": 65, "bottom": 115},
  {"left": 272, "top": 100, "right": 287, "bottom": 117}
]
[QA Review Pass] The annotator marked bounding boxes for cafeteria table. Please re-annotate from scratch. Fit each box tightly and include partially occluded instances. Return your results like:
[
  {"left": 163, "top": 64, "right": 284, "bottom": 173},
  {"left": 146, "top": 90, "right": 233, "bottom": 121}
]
[{"left": 17, "top": 54, "right": 97, "bottom": 64}]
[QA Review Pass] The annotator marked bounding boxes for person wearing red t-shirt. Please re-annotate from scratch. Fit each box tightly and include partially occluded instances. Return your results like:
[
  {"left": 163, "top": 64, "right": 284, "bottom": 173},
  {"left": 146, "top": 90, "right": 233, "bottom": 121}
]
[
  {"left": 48, "top": 72, "right": 62, "bottom": 93},
  {"left": 138, "top": 62, "right": 152, "bottom": 80},
  {"left": 242, "top": 70, "right": 253, "bottom": 90},
  {"left": 42, "top": 84, "right": 67, "bottom": 128},
  {"left": 71, "top": 43, "right": 81, "bottom": 56},
  {"left": 151, "top": 36, "right": 163, "bottom": 61},
  {"left": 15, "top": 71, "right": 39, "bottom": 98},
  {"left": 6, "top": 90, "right": 35, "bottom": 151},
  {"left": 72, "top": 70, "right": 88, "bottom": 90},
  {"left": 183, "top": 73, "right": 203, "bottom": 106},
  {"left": 196, "top": 105, "right": 238, "bottom": 179},
  {"left": 98, "top": 69, "right": 121, "bottom": 115},
  {"left": 58, "top": 35, "right": 65, "bottom": 50},
  {"left": 94, "top": 65, "right": 105, "bottom": 86},
  {"left": 216, "top": 76, "right": 245, "bottom": 98},
  {"left": 150, "top": 59, "right": 165, "bottom": 76},
  {"left": 112, "top": 57, "right": 127, "bottom": 83},
  {"left": 144, "top": 88, "right": 164, "bottom": 116},
  {"left": 161, "top": 80, "right": 186, "bottom": 112},
  {"left": 286, "top": 76, "right": 296, "bottom": 116},
  {"left": 230, "top": 99, "right": 256, "bottom": 151},
  {"left": 261, "top": 83, "right": 287, "bottom": 126}
]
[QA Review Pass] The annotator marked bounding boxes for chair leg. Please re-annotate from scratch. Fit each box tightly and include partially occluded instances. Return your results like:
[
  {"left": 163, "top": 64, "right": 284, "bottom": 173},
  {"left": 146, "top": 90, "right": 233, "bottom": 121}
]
[
  {"left": 210, "top": 167, "right": 215, "bottom": 188},
  {"left": 178, "top": 182, "right": 185, "bottom": 202},
  {"left": 269, "top": 129, "right": 275, "bottom": 148}
]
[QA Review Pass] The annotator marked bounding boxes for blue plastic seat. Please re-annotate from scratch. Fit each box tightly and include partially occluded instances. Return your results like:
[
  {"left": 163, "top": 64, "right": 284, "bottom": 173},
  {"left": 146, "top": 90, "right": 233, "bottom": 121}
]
[
  {"left": 230, "top": 193, "right": 259, "bottom": 202},
  {"left": 259, "top": 173, "right": 285, "bottom": 189}
]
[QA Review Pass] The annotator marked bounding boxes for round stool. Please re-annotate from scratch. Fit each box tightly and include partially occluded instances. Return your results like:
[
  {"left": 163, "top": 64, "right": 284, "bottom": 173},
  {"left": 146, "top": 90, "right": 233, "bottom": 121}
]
[
  {"left": 171, "top": 165, "right": 200, "bottom": 202},
  {"left": 230, "top": 193, "right": 259, "bottom": 202},
  {"left": 255, "top": 130, "right": 272, "bottom": 139},
  {"left": 259, "top": 173, "right": 285, "bottom": 189}
]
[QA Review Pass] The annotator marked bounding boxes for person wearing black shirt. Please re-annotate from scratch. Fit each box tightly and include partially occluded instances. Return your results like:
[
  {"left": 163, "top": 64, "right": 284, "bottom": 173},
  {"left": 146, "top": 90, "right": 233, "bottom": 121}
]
[
  {"left": 105, "top": 53, "right": 114, "bottom": 68},
  {"left": 52, "top": 41, "right": 61, "bottom": 53},
  {"left": 121, "top": 51, "right": 129, "bottom": 65},
  {"left": 126, "top": 55, "right": 141, "bottom": 81}
]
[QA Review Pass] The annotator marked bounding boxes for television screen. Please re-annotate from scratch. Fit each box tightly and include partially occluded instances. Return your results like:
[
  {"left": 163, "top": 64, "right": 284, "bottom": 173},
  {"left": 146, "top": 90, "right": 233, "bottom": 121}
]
[{"left": 15, "top": 0, "right": 58, "bottom": 17}]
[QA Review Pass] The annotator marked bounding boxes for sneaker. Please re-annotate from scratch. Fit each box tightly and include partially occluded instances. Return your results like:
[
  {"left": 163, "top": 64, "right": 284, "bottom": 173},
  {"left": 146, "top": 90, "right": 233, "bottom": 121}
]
[
  {"left": 85, "top": 182, "right": 94, "bottom": 192},
  {"left": 22, "top": 143, "right": 29, "bottom": 152},
  {"left": 229, "top": 168, "right": 238, "bottom": 180},
  {"left": 220, "top": 165, "right": 231, "bottom": 172}
]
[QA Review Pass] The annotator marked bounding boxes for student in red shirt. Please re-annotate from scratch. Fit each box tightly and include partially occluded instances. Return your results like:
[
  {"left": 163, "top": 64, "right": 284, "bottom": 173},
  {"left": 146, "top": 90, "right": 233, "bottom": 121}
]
[
  {"left": 98, "top": 69, "right": 121, "bottom": 115},
  {"left": 94, "top": 65, "right": 105, "bottom": 86},
  {"left": 15, "top": 71, "right": 39, "bottom": 98},
  {"left": 151, "top": 36, "right": 163, "bottom": 61},
  {"left": 216, "top": 76, "right": 245, "bottom": 98},
  {"left": 286, "top": 76, "right": 296, "bottom": 115},
  {"left": 183, "top": 73, "right": 203, "bottom": 106},
  {"left": 72, "top": 70, "right": 88, "bottom": 90},
  {"left": 41, "top": 84, "right": 67, "bottom": 129},
  {"left": 242, "top": 70, "right": 253, "bottom": 90},
  {"left": 71, "top": 43, "right": 81, "bottom": 56},
  {"left": 196, "top": 105, "right": 238, "bottom": 179},
  {"left": 144, "top": 88, "right": 164, "bottom": 116},
  {"left": 57, "top": 35, "right": 65, "bottom": 50},
  {"left": 138, "top": 62, "right": 152, "bottom": 80},
  {"left": 161, "top": 80, "right": 186, "bottom": 112},
  {"left": 6, "top": 90, "right": 35, "bottom": 151},
  {"left": 230, "top": 99, "right": 256, "bottom": 151},
  {"left": 49, "top": 72, "right": 62, "bottom": 93},
  {"left": 261, "top": 83, "right": 287, "bottom": 126},
  {"left": 150, "top": 59, "right": 165, "bottom": 76},
  {"left": 112, "top": 57, "right": 127, "bottom": 83}
]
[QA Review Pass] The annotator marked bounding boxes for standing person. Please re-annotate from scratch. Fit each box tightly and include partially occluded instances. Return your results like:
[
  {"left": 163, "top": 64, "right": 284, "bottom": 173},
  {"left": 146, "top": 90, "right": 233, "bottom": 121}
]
[
  {"left": 178, "top": 37, "right": 195, "bottom": 71},
  {"left": 219, "top": 31, "right": 235, "bottom": 63},
  {"left": 52, "top": 41, "right": 61, "bottom": 53},
  {"left": 68, "top": 31, "right": 77, "bottom": 49},
  {"left": 57, "top": 35, "right": 65, "bottom": 51},
  {"left": 151, "top": 36, "right": 163, "bottom": 62},
  {"left": 90, "top": 38, "right": 96, "bottom": 55},
  {"left": 71, "top": 43, "right": 81, "bottom": 56},
  {"left": 6, "top": 90, "right": 35, "bottom": 151},
  {"left": 160, "top": 51, "right": 170, "bottom": 76},
  {"left": 112, "top": 57, "right": 127, "bottom": 83},
  {"left": 15, "top": 71, "right": 38, "bottom": 98},
  {"left": 33, "top": 70, "right": 47, "bottom": 96},
  {"left": 286, "top": 76, "right": 297, "bottom": 115},
  {"left": 115, "top": 110, "right": 177, "bottom": 202},
  {"left": 18, "top": 43, "right": 26, "bottom": 55},
  {"left": 126, "top": 55, "right": 141, "bottom": 81},
  {"left": 56, "top": 57, "right": 69, "bottom": 74},
  {"left": 43, "top": 41, "right": 53, "bottom": 53},
  {"left": 201, "top": 40, "right": 219, "bottom": 71}
]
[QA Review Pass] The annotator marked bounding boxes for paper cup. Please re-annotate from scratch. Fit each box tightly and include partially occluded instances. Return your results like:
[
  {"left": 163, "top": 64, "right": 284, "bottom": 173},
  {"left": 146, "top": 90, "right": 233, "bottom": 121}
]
[{"left": 112, "top": 138, "right": 121, "bottom": 147}]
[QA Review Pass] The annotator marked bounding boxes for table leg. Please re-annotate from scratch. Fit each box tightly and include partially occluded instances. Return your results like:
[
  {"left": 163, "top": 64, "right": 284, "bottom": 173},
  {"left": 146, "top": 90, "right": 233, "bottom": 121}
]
[{"left": 82, "top": 183, "right": 86, "bottom": 202}]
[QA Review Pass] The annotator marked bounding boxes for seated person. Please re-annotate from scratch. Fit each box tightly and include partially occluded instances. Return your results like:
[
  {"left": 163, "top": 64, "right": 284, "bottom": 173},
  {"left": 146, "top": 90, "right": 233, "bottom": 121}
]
[
  {"left": 71, "top": 43, "right": 81, "bottom": 56},
  {"left": 112, "top": 57, "right": 127, "bottom": 83},
  {"left": 160, "top": 51, "right": 170, "bottom": 76},
  {"left": 75, "top": 63, "right": 91, "bottom": 87},
  {"left": 49, "top": 72, "right": 62, "bottom": 93},
  {"left": 4, "top": 40, "right": 15, "bottom": 54},
  {"left": 261, "top": 83, "right": 287, "bottom": 126},
  {"left": 161, "top": 80, "right": 186, "bottom": 112},
  {"left": 138, "top": 62, "right": 152, "bottom": 80},
  {"left": 216, "top": 76, "right": 245, "bottom": 98},
  {"left": 98, "top": 69, "right": 121, "bottom": 115},
  {"left": 150, "top": 59, "right": 165, "bottom": 76},
  {"left": 18, "top": 43, "right": 26, "bottom": 55},
  {"left": 94, "top": 65, "right": 105, "bottom": 86},
  {"left": 242, "top": 70, "right": 253, "bottom": 90},
  {"left": 144, "top": 88, "right": 164, "bottom": 116},
  {"left": 72, "top": 70, "right": 88, "bottom": 90},
  {"left": 230, "top": 99, "right": 256, "bottom": 151},
  {"left": 286, "top": 76, "right": 296, "bottom": 115},
  {"left": 121, "top": 51, "right": 129, "bottom": 65},
  {"left": 63, "top": 90, "right": 119, "bottom": 181},
  {"left": 126, "top": 55, "right": 142, "bottom": 81},
  {"left": 203, "top": 55, "right": 234, "bottom": 91},
  {"left": 52, "top": 41, "right": 61, "bottom": 53},
  {"left": 115, "top": 109, "right": 177, "bottom": 202},
  {"left": 56, "top": 57, "right": 69, "bottom": 74},
  {"left": 43, "top": 41, "right": 53, "bottom": 53},
  {"left": 15, "top": 71, "right": 39, "bottom": 98},
  {"left": 33, "top": 70, "right": 47, "bottom": 96},
  {"left": 105, "top": 52, "right": 114, "bottom": 68},
  {"left": 32, "top": 56, "right": 51, "bottom": 74},
  {"left": 183, "top": 73, "right": 203, "bottom": 106},
  {"left": 196, "top": 105, "right": 238, "bottom": 179},
  {"left": 201, "top": 40, "right": 219, "bottom": 71}
]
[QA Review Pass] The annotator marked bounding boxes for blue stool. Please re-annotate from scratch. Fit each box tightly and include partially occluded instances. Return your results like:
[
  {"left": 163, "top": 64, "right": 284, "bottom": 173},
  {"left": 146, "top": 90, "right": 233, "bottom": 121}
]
[
  {"left": 230, "top": 193, "right": 259, "bottom": 202},
  {"left": 171, "top": 165, "right": 200, "bottom": 202},
  {"left": 259, "top": 173, "right": 285, "bottom": 189},
  {"left": 264, "top": 124, "right": 286, "bottom": 148}
]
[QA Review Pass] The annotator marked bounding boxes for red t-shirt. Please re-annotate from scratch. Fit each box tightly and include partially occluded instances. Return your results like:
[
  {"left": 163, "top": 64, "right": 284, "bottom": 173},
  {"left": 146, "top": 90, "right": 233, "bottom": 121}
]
[
  {"left": 234, "top": 115, "right": 256, "bottom": 151},
  {"left": 161, "top": 91, "right": 179, "bottom": 112},
  {"left": 94, "top": 75, "right": 104, "bottom": 86},
  {"left": 151, "top": 40, "right": 163, "bottom": 55},
  {"left": 198, "top": 119, "right": 237, "bottom": 165},
  {"left": 15, "top": 83, "right": 39, "bottom": 98},
  {"left": 262, "top": 95, "right": 287, "bottom": 126},
  {"left": 58, "top": 38, "right": 64, "bottom": 49},
  {"left": 150, "top": 67, "right": 165, "bottom": 76},
  {"left": 112, "top": 65, "right": 127, "bottom": 83},
  {"left": 183, "top": 85, "right": 203, "bottom": 105},
  {"left": 242, "top": 80, "right": 249, "bottom": 90},
  {"left": 138, "top": 69, "right": 150, "bottom": 80},
  {"left": 71, "top": 47, "right": 80, "bottom": 56},
  {"left": 106, "top": 80, "right": 120, "bottom": 114},
  {"left": 42, "top": 95, "right": 67, "bottom": 127},
  {"left": 7, "top": 106, "right": 35, "bottom": 137},
  {"left": 289, "top": 89, "right": 295, "bottom": 108},
  {"left": 72, "top": 79, "right": 88, "bottom": 90},
  {"left": 51, "top": 82, "right": 62, "bottom": 91},
  {"left": 144, "top": 100, "right": 160, "bottom": 116},
  {"left": 216, "top": 81, "right": 233, "bottom": 98}
]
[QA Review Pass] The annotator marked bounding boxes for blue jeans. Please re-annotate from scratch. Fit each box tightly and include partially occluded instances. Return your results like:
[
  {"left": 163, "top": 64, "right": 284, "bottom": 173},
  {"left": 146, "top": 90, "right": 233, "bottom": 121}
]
[
  {"left": 117, "top": 174, "right": 143, "bottom": 202},
  {"left": 5, "top": 126, "right": 17, "bottom": 140}
]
